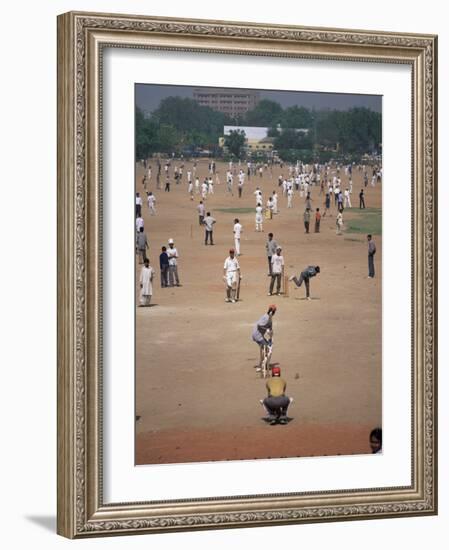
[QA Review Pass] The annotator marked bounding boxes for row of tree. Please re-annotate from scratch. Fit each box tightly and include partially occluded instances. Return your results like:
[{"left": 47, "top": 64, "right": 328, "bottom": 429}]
[{"left": 136, "top": 96, "right": 381, "bottom": 161}]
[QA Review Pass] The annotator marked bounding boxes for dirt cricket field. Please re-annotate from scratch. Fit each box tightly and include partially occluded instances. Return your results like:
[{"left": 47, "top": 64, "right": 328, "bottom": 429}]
[{"left": 135, "top": 160, "right": 382, "bottom": 465}]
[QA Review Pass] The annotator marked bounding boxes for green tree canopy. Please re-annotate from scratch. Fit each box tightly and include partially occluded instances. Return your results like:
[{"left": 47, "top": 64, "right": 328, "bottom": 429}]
[
  {"left": 244, "top": 100, "right": 283, "bottom": 126},
  {"left": 280, "top": 106, "right": 314, "bottom": 129},
  {"left": 151, "top": 96, "right": 231, "bottom": 147},
  {"left": 224, "top": 129, "right": 246, "bottom": 158}
]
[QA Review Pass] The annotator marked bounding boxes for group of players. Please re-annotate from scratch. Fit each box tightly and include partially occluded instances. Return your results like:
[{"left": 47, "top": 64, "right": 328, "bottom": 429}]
[{"left": 136, "top": 155, "right": 379, "bottom": 425}]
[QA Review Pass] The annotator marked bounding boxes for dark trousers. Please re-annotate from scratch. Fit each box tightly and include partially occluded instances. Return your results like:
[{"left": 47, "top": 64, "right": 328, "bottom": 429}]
[
  {"left": 304, "top": 221, "right": 310, "bottom": 233},
  {"left": 267, "top": 256, "right": 272, "bottom": 275},
  {"left": 137, "top": 247, "right": 147, "bottom": 263},
  {"left": 136, "top": 204, "right": 141, "bottom": 217},
  {"left": 360, "top": 198, "right": 365, "bottom": 208},
  {"left": 269, "top": 273, "right": 282, "bottom": 294},
  {"left": 263, "top": 395, "right": 291, "bottom": 419},
  {"left": 292, "top": 274, "right": 310, "bottom": 297},
  {"left": 315, "top": 220, "right": 320, "bottom": 233},
  {"left": 165, "top": 183, "right": 170, "bottom": 192},
  {"left": 205, "top": 230, "right": 214, "bottom": 245},
  {"left": 238, "top": 186, "right": 243, "bottom": 198},
  {"left": 199, "top": 215, "right": 204, "bottom": 226},
  {"left": 160, "top": 265, "right": 169, "bottom": 287},
  {"left": 368, "top": 254, "right": 375, "bottom": 277}
]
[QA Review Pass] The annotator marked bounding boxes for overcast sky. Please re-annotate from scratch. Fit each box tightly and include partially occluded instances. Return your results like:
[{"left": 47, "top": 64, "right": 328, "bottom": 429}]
[{"left": 136, "top": 83, "right": 382, "bottom": 114}]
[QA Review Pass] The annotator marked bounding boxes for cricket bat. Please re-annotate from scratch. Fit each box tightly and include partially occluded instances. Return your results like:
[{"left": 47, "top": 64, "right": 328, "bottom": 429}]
[
  {"left": 236, "top": 276, "right": 241, "bottom": 301},
  {"left": 284, "top": 273, "right": 289, "bottom": 297}
]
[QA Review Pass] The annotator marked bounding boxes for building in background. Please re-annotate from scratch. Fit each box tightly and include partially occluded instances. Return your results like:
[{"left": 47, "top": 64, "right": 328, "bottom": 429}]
[
  {"left": 220, "top": 126, "right": 274, "bottom": 155},
  {"left": 193, "top": 88, "right": 260, "bottom": 118}
]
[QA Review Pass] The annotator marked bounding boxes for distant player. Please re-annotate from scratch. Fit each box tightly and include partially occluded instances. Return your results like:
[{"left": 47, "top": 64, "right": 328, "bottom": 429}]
[
  {"left": 255, "top": 203, "right": 264, "bottom": 232},
  {"left": 147, "top": 191, "right": 156, "bottom": 215},
  {"left": 233, "top": 218, "right": 243, "bottom": 256}
]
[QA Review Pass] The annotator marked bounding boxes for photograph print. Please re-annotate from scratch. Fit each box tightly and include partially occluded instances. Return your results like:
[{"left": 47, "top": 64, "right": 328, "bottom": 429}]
[{"left": 134, "top": 83, "right": 382, "bottom": 465}]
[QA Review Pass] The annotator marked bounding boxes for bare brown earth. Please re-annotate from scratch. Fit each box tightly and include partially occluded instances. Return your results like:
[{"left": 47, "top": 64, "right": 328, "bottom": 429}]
[{"left": 135, "top": 159, "right": 382, "bottom": 465}]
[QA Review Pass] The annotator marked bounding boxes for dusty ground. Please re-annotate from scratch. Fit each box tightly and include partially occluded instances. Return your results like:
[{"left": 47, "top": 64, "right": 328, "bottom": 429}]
[{"left": 135, "top": 160, "right": 382, "bottom": 465}]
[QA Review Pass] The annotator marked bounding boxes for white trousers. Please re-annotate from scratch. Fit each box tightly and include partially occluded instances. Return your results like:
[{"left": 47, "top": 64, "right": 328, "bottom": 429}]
[{"left": 234, "top": 237, "right": 241, "bottom": 255}]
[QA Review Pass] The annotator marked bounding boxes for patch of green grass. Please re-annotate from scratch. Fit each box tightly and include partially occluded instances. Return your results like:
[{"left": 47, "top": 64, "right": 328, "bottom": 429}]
[
  {"left": 214, "top": 208, "right": 255, "bottom": 214},
  {"left": 345, "top": 207, "right": 382, "bottom": 236}
]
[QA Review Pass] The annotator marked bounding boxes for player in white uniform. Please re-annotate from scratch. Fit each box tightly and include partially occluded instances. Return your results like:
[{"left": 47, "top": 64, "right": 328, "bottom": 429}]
[
  {"left": 233, "top": 218, "right": 243, "bottom": 256},
  {"left": 287, "top": 187, "right": 293, "bottom": 208},
  {"left": 201, "top": 181, "right": 208, "bottom": 200},
  {"left": 272, "top": 191, "right": 278, "bottom": 214},
  {"left": 255, "top": 203, "right": 264, "bottom": 232},
  {"left": 147, "top": 191, "right": 156, "bottom": 215},
  {"left": 223, "top": 249, "right": 241, "bottom": 303}
]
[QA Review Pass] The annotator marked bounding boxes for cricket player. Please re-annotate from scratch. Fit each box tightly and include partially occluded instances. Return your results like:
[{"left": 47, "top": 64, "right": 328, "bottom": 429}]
[
  {"left": 167, "top": 238, "right": 180, "bottom": 287},
  {"left": 287, "top": 187, "right": 293, "bottom": 208},
  {"left": 233, "top": 218, "right": 243, "bottom": 256},
  {"left": 367, "top": 234, "right": 377, "bottom": 278},
  {"left": 289, "top": 266, "right": 320, "bottom": 300},
  {"left": 255, "top": 203, "right": 264, "bottom": 232},
  {"left": 223, "top": 249, "right": 241, "bottom": 303},
  {"left": 252, "top": 304, "right": 276, "bottom": 371},
  {"left": 147, "top": 191, "right": 156, "bottom": 215},
  {"left": 336, "top": 211, "right": 343, "bottom": 235},
  {"left": 197, "top": 201, "right": 205, "bottom": 226},
  {"left": 269, "top": 247, "right": 284, "bottom": 296},
  {"left": 135, "top": 193, "right": 143, "bottom": 217},
  {"left": 261, "top": 366, "right": 292, "bottom": 425},
  {"left": 135, "top": 214, "right": 144, "bottom": 233}
]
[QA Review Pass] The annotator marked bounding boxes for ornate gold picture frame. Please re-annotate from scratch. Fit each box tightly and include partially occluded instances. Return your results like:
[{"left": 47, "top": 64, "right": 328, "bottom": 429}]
[{"left": 57, "top": 11, "right": 437, "bottom": 538}]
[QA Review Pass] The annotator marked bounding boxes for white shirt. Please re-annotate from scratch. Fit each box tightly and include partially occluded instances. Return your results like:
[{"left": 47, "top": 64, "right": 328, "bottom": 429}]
[
  {"left": 255, "top": 206, "right": 263, "bottom": 217},
  {"left": 167, "top": 247, "right": 179, "bottom": 266},
  {"left": 224, "top": 256, "right": 240, "bottom": 272},
  {"left": 136, "top": 196, "right": 142, "bottom": 206},
  {"left": 233, "top": 223, "right": 243, "bottom": 238},
  {"left": 136, "top": 217, "right": 144, "bottom": 231},
  {"left": 197, "top": 204, "right": 205, "bottom": 216},
  {"left": 271, "top": 254, "right": 284, "bottom": 274},
  {"left": 147, "top": 195, "right": 156, "bottom": 206}
]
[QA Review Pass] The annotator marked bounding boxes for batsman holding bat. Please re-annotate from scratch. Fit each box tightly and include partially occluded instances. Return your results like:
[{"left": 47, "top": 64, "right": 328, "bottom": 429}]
[{"left": 223, "top": 249, "right": 241, "bottom": 303}]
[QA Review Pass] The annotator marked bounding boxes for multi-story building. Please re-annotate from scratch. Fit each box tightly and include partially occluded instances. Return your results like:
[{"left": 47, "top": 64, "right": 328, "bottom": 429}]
[{"left": 193, "top": 88, "right": 260, "bottom": 118}]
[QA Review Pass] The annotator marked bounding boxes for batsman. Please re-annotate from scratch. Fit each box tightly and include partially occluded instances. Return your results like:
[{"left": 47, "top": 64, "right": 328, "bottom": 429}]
[{"left": 223, "top": 248, "right": 241, "bottom": 303}]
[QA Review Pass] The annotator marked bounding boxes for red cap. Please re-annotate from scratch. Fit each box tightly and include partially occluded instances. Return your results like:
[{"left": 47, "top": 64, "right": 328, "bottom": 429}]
[
  {"left": 271, "top": 366, "right": 281, "bottom": 376},
  {"left": 229, "top": 248, "right": 235, "bottom": 253}
]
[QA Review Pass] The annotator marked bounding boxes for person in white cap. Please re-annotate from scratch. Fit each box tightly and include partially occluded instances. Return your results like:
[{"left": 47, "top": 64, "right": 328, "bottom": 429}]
[
  {"left": 167, "top": 239, "right": 180, "bottom": 287},
  {"left": 223, "top": 248, "right": 241, "bottom": 303}
]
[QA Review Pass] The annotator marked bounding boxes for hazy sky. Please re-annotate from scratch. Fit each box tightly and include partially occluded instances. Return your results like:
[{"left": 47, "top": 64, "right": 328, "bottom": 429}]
[{"left": 136, "top": 83, "right": 382, "bottom": 115}]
